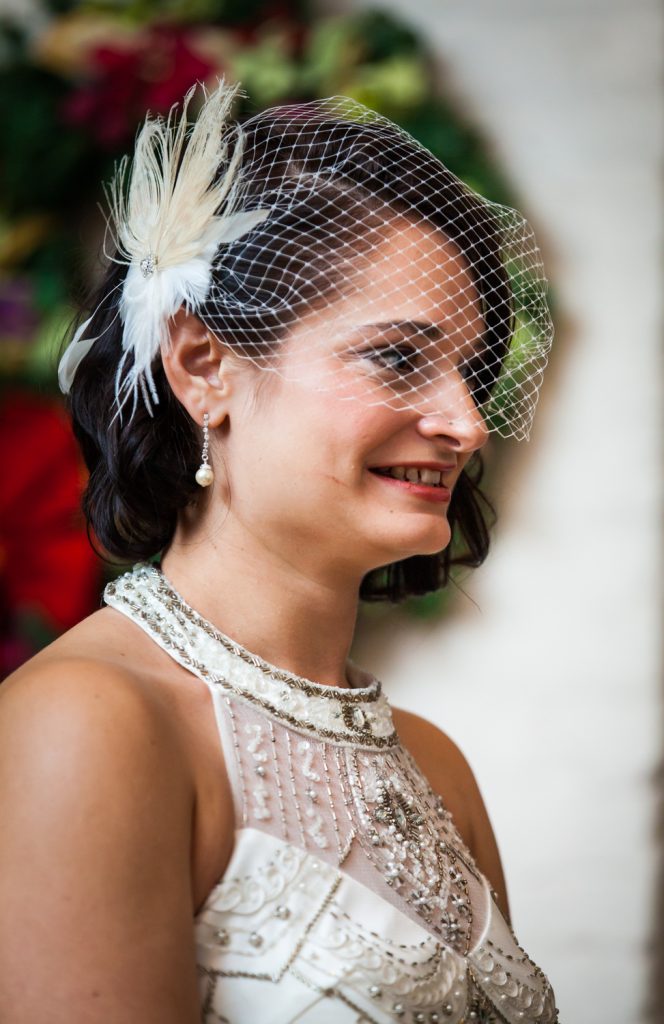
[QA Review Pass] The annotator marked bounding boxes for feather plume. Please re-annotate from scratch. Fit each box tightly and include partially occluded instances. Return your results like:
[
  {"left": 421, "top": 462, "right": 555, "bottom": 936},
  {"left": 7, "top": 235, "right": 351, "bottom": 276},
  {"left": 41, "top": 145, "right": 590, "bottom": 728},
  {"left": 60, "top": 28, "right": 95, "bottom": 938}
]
[
  {"left": 58, "top": 78, "right": 270, "bottom": 413},
  {"left": 58, "top": 315, "right": 99, "bottom": 394}
]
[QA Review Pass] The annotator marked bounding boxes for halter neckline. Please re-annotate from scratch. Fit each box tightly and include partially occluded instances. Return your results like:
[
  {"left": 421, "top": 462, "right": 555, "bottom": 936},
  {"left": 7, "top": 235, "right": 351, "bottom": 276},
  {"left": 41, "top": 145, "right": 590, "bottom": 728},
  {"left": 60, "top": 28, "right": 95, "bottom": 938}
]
[
  {"left": 103, "top": 562, "right": 398, "bottom": 749},
  {"left": 151, "top": 563, "right": 376, "bottom": 696}
]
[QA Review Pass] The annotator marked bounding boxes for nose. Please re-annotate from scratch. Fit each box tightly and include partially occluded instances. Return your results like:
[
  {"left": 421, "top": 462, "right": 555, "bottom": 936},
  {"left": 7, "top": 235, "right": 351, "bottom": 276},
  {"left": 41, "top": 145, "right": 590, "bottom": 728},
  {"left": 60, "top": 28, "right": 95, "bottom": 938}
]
[{"left": 415, "top": 387, "right": 490, "bottom": 454}]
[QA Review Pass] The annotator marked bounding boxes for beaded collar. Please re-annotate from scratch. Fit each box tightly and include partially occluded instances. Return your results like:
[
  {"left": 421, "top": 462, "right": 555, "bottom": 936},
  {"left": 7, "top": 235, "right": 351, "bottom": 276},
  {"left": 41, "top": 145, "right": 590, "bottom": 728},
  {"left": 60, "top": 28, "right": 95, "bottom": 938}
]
[{"left": 104, "top": 563, "right": 398, "bottom": 750}]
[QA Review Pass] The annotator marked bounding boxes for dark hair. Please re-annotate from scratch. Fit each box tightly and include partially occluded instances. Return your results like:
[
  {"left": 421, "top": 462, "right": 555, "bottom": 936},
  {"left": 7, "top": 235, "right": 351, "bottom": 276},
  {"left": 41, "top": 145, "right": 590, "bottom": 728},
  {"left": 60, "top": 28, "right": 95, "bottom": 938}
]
[{"left": 68, "top": 111, "right": 507, "bottom": 601}]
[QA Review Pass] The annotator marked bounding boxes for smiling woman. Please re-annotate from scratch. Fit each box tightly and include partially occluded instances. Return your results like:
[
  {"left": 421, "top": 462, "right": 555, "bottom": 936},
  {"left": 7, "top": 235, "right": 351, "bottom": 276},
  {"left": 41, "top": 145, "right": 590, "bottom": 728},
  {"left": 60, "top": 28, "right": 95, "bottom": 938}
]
[
  {"left": 0, "top": 80, "right": 558, "bottom": 1023},
  {"left": 61, "top": 90, "right": 545, "bottom": 600}
]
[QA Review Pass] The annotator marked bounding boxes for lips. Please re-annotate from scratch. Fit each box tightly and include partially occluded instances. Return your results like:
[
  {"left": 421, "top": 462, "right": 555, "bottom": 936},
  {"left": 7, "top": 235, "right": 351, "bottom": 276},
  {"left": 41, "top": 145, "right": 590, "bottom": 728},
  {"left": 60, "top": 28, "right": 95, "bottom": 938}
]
[{"left": 368, "top": 464, "right": 454, "bottom": 503}]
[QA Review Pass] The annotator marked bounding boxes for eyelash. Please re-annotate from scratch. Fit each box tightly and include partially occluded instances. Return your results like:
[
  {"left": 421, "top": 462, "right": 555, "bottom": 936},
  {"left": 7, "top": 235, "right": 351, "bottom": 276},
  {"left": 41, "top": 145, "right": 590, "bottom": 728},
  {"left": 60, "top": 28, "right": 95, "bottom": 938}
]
[
  {"left": 362, "top": 344, "right": 421, "bottom": 374},
  {"left": 361, "top": 343, "right": 485, "bottom": 383}
]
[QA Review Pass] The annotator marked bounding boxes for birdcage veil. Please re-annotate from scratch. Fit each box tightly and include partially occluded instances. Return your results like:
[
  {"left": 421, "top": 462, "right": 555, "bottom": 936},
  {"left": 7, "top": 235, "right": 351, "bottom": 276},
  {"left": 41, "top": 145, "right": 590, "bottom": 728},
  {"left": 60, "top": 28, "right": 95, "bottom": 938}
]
[{"left": 58, "top": 78, "right": 553, "bottom": 441}]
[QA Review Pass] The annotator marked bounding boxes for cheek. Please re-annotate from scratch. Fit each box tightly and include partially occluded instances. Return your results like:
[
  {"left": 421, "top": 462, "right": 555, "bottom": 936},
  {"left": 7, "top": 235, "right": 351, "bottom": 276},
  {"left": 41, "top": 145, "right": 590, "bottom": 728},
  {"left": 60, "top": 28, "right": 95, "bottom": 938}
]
[
  {"left": 227, "top": 382, "right": 402, "bottom": 514},
  {"left": 227, "top": 397, "right": 344, "bottom": 506}
]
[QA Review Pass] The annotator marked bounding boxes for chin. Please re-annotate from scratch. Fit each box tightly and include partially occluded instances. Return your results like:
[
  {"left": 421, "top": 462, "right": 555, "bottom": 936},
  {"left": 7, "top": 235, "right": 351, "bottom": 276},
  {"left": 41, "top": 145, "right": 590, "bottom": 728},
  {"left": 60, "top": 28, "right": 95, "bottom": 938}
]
[{"left": 374, "top": 520, "right": 452, "bottom": 563}]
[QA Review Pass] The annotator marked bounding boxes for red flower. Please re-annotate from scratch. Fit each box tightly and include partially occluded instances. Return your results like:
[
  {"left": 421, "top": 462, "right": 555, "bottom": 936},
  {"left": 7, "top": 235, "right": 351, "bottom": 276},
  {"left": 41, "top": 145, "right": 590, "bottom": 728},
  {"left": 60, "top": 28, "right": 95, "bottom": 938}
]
[
  {"left": 0, "top": 392, "right": 102, "bottom": 676},
  {"left": 62, "top": 25, "right": 218, "bottom": 149}
]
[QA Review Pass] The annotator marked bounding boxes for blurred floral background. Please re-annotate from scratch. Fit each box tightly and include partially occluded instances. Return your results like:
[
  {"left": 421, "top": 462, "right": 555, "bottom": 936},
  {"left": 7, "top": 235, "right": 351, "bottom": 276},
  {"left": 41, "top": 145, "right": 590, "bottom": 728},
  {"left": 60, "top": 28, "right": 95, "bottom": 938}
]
[{"left": 0, "top": 0, "right": 518, "bottom": 674}]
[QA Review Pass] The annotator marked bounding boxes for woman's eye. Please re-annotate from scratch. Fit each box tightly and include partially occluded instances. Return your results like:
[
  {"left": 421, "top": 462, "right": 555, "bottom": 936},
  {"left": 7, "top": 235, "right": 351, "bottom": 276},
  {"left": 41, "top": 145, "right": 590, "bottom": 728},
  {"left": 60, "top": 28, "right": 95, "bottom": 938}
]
[{"left": 362, "top": 344, "right": 420, "bottom": 374}]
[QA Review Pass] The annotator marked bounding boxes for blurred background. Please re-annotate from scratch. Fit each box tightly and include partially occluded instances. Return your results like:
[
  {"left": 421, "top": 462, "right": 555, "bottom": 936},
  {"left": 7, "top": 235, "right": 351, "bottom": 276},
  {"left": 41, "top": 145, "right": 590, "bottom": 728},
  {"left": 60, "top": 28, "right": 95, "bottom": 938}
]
[{"left": 0, "top": 0, "right": 661, "bottom": 1021}]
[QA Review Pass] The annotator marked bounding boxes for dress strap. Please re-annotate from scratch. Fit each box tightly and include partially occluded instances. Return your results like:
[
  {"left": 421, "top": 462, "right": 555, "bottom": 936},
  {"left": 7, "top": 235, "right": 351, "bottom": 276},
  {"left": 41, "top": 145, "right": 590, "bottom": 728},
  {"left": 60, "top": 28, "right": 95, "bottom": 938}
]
[
  {"left": 103, "top": 563, "right": 397, "bottom": 750},
  {"left": 104, "top": 563, "right": 248, "bottom": 822}
]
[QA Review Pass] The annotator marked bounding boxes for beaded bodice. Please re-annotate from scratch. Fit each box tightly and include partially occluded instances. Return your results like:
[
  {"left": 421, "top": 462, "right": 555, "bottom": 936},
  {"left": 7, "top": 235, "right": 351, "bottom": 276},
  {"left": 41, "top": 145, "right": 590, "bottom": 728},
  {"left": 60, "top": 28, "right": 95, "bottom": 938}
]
[{"left": 104, "top": 564, "right": 559, "bottom": 1024}]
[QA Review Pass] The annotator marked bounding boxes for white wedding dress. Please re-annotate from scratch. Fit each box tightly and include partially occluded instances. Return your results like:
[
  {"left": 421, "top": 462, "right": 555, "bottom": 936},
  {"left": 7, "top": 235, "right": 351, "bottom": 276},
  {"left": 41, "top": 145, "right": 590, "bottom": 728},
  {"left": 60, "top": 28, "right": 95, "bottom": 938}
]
[{"left": 104, "top": 564, "right": 559, "bottom": 1024}]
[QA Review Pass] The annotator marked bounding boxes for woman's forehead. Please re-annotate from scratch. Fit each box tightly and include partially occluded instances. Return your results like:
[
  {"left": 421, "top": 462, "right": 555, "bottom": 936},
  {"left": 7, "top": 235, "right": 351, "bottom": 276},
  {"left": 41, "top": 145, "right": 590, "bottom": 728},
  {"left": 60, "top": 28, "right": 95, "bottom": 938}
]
[{"left": 286, "top": 219, "right": 485, "bottom": 347}]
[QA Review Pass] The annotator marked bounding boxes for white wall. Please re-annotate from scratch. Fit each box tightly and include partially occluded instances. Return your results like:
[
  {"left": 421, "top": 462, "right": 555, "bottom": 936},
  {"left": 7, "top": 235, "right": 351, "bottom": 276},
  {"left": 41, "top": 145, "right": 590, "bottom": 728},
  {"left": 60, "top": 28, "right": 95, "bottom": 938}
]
[{"left": 345, "top": 2, "right": 663, "bottom": 1022}]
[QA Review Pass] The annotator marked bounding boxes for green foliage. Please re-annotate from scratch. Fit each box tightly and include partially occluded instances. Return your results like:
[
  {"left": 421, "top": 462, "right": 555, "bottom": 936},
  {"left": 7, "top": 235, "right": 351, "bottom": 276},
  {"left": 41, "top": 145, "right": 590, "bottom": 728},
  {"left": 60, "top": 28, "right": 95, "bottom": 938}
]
[
  {"left": 352, "top": 9, "right": 420, "bottom": 61},
  {"left": 78, "top": 0, "right": 310, "bottom": 26},
  {"left": 402, "top": 587, "right": 451, "bottom": 619},
  {"left": 232, "top": 33, "right": 300, "bottom": 107},
  {"left": 401, "top": 100, "right": 512, "bottom": 206},
  {"left": 0, "top": 67, "right": 86, "bottom": 216}
]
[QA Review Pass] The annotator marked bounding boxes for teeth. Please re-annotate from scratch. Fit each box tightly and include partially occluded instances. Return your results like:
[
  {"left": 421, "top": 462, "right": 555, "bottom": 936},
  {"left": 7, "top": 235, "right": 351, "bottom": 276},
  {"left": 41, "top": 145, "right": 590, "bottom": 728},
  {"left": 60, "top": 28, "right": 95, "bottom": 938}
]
[{"left": 375, "top": 466, "right": 444, "bottom": 486}]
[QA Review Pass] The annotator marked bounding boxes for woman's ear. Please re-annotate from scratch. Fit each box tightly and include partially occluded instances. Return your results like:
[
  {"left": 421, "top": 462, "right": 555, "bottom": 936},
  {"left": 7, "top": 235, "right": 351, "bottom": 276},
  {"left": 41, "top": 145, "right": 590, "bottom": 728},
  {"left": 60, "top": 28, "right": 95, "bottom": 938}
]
[{"left": 161, "top": 308, "right": 233, "bottom": 427}]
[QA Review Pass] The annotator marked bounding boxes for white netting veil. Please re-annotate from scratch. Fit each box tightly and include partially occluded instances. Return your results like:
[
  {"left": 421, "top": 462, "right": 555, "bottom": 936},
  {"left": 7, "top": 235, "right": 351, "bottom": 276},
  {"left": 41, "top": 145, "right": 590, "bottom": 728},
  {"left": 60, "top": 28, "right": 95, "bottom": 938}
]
[{"left": 59, "top": 79, "right": 554, "bottom": 441}]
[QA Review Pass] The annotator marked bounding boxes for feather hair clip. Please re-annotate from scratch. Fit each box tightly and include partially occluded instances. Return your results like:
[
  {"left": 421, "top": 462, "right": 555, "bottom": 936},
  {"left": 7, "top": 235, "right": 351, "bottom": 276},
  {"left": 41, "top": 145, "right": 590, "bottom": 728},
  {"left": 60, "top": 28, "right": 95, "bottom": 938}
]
[{"left": 58, "top": 77, "right": 270, "bottom": 416}]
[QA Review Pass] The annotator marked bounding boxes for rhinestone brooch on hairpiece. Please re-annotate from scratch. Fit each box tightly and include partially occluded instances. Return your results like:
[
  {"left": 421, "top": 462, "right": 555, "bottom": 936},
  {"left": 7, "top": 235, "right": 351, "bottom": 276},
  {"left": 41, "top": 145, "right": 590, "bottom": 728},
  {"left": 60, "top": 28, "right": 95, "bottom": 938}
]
[{"left": 140, "top": 253, "right": 157, "bottom": 278}]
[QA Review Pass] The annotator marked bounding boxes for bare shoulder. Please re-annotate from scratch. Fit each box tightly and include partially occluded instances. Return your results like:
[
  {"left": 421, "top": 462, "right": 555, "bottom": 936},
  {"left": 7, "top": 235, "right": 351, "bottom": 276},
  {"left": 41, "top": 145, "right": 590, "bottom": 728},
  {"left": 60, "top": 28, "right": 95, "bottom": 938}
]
[
  {"left": 4, "top": 601, "right": 171, "bottom": 680},
  {"left": 0, "top": 624, "right": 202, "bottom": 1022},
  {"left": 1, "top": 606, "right": 184, "bottom": 760},
  {"left": 2, "top": 601, "right": 206, "bottom": 733},
  {"left": 0, "top": 641, "right": 186, "bottom": 774},
  {"left": 391, "top": 705, "right": 511, "bottom": 924},
  {"left": 0, "top": 608, "right": 199, "bottom": 874},
  {"left": 391, "top": 706, "right": 477, "bottom": 790}
]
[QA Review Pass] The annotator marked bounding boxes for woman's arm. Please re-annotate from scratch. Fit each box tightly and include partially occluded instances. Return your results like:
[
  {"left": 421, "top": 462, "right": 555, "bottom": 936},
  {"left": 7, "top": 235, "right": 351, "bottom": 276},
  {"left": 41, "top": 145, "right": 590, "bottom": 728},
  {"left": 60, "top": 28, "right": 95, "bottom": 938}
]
[
  {"left": 0, "top": 659, "right": 202, "bottom": 1023},
  {"left": 392, "top": 706, "right": 511, "bottom": 924}
]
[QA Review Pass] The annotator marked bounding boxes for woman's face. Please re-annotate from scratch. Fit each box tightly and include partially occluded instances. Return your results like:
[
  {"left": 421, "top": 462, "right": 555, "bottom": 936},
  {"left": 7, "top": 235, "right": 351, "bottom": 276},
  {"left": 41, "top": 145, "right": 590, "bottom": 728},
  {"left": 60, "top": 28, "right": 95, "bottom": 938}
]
[{"left": 213, "top": 219, "right": 491, "bottom": 580}]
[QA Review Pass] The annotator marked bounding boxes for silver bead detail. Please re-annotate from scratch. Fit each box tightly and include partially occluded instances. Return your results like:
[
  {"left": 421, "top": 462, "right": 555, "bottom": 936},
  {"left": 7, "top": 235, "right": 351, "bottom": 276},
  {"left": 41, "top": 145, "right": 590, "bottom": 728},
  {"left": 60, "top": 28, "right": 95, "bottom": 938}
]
[
  {"left": 196, "top": 412, "right": 214, "bottom": 487},
  {"left": 255, "top": 765, "right": 266, "bottom": 777},
  {"left": 369, "top": 985, "right": 382, "bottom": 998},
  {"left": 392, "top": 1004, "right": 405, "bottom": 1017},
  {"left": 215, "top": 928, "right": 230, "bottom": 945},
  {"left": 274, "top": 904, "right": 291, "bottom": 920},
  {"left": 248, "top": 931, "right": 263, "bottom": 947},
  {"left": 139, "top": 253, "right": 157, "bottom": 278}
]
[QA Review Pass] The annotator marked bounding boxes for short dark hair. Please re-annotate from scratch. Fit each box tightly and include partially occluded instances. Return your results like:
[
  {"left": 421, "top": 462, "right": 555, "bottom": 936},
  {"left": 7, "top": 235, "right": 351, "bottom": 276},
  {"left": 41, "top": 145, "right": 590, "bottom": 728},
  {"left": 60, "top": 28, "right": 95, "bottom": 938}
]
[{"left": 67, "top": 112, "right": 508, "bottom": 601}]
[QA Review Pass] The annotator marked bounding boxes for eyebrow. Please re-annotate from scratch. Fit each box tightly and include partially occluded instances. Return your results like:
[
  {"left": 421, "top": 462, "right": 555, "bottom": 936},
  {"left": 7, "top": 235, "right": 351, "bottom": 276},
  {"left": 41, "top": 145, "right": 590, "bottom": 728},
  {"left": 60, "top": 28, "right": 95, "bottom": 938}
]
[{"left": 356, "top": 320, "right": 487, "bottom": 354}]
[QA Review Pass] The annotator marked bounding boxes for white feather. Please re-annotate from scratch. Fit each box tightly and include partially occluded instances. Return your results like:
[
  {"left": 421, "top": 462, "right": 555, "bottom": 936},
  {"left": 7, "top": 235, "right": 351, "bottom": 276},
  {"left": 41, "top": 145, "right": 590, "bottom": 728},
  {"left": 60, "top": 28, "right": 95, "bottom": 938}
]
[
  {"left": 58, "top": 315, "right": 99, "bottom": 394},
  {"left": 58, "top": 77, "right": 270, "bottom": 409}
]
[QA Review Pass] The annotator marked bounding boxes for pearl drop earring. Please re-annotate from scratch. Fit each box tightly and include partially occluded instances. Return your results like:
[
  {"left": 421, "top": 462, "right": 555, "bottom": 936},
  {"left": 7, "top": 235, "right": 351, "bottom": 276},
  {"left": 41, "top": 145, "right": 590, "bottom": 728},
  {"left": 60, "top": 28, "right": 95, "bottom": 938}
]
[{"left": 195, "top": 412, "right": 214, "bottom": 487}]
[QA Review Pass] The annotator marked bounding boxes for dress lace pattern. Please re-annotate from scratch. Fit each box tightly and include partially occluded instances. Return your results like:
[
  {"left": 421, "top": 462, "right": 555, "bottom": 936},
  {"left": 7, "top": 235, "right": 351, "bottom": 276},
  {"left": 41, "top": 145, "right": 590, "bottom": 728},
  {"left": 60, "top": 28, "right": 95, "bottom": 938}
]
[{"left": 104, "top": 564, "right": 559, "bottom": 1024}]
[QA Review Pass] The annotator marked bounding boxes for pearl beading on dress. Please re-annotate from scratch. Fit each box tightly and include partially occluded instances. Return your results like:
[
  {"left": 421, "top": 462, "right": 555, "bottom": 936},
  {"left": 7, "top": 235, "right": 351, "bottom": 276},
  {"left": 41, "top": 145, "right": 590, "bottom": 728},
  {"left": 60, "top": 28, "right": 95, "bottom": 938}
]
[
  {"left": 104, "top": 564, "right": 559, "bottom": 1024},
  {"left": 104, "top": 564, "right": 396, "bottom": 749}
]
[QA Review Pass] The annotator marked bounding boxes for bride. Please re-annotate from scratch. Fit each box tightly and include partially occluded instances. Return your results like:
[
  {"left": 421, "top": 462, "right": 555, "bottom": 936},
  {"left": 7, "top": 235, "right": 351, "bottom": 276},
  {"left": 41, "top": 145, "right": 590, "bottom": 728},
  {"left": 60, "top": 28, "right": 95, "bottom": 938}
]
[{"left": 0, "top": 82, "right": 557, "bottom": 1022}]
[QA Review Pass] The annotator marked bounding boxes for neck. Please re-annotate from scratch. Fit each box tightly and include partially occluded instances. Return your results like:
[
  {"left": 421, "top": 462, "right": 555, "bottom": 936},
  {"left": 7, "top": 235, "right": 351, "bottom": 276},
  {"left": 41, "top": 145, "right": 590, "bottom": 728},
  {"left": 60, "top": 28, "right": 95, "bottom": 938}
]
[{"left": 160, "top": 505, "right": 363, "bottom": 690}]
